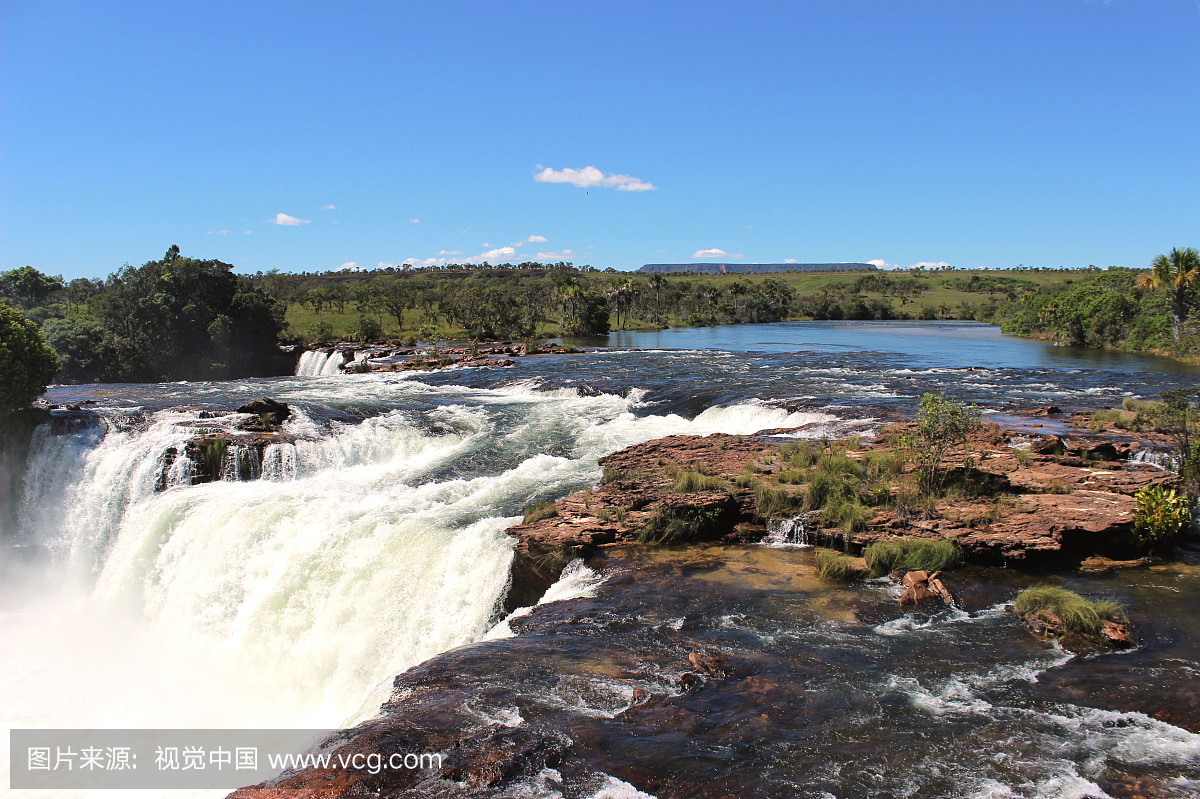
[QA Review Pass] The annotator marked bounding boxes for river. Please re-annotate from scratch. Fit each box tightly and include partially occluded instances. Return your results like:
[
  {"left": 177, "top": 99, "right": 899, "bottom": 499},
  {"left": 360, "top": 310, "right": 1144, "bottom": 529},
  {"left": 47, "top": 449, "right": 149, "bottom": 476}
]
[{"left": 2, "top": 321, "right": 1198, "bottom": 798}]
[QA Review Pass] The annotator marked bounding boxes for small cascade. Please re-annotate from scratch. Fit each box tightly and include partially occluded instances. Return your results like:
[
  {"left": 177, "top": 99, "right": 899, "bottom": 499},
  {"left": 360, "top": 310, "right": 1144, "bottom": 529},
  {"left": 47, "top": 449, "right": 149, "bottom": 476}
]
[
  {"left": 320, "top": 351, "right": 346, "bottom": 375},
  {"left": 295, "top": 350, "right": 328, "bottom": 376},
  {"left": 221, "top": 444, "right": 263, "bottom": 481},
  {"left": 295, "top": 350, "right": 346, "bottom": 377},
  {"left": 762, "top": 514, "right": 817, "bottom": 547}
]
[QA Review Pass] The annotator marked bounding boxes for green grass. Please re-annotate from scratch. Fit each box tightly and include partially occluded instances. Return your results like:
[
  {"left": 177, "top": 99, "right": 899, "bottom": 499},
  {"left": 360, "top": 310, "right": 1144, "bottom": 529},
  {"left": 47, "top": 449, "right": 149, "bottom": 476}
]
[
  {"left": 779, "top": 440, "right": 818, "bottom": 468},
  {"left": 637, "top": 505, "right": 722, "bottom": 544},
  {"left": 823, "top": 495, "right": 873, "bottom": 533},
  {"left": 601, "top": 467, "right": 626, "bottom": 484},
  {"left": 753, "top": 481, "right": 805, "bottom": 520},
  {"left": 1013, "top": 586, "right": 1127, "bottom": 638},
  {"left": 522, "top": 502, "right": 559, "bottom": 524},
  {"left": 815, "top": 548, "right": 866, "bottom": 582},
  {"left": 864, "top": 450, "right": 902, "bottom": 479},
  {"left": 668, "top": 467, "right": 728, "bottom": 493},
  {"left": 863, "top": 537, "right": 962, "bottom": 578}
]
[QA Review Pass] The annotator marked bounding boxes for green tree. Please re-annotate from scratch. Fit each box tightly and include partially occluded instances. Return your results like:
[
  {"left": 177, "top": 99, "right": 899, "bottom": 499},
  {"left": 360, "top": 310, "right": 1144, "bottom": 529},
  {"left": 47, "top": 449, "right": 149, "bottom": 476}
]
[
  {"left": 903, "top": 392, "right": 982, "bottom": 495},
  {"left": 0, "top": 303, "right": 59, "bottom": 415},
  {"left": 648, "top": 273, "right": 668, "bottom": 324},
  {"left": 1, "top": 266, "right": 64, "bottom": 309},
  {"left": 1138, "top": 247, "right": 1200, "bottom": 341}
]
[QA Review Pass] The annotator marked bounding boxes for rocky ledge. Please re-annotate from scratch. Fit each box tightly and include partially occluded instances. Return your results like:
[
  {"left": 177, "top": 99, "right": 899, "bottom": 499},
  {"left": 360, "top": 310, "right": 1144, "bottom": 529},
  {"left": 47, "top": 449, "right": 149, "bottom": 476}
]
[{"left": 508, "top": 422, "right": 1176, "bottom": 572}]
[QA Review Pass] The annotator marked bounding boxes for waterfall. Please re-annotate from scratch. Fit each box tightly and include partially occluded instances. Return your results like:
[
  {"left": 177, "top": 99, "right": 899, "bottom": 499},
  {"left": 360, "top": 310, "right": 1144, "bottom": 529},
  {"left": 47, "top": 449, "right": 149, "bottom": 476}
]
[
  {"left": 295, "top": 350, "right": 346, "bottom": 377},
  {"left": 762, "top": 514, "right": 816, "bottom": 547}
]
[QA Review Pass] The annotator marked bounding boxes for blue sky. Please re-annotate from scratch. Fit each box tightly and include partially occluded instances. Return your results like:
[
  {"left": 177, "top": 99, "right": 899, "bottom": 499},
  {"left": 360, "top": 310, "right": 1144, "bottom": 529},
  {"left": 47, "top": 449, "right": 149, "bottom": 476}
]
[{"left": 2, "top": 1, "right": 1197, "bottom": 280}]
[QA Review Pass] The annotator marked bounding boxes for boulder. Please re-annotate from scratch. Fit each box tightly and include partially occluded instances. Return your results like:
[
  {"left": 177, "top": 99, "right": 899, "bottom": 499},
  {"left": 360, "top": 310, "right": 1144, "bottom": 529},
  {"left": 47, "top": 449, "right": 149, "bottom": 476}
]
[
  {"left": 235, "top": 397, "right": 292, "bottom": 427},
  {"left": 898, "top": 571, "right": 953, "bottom": 606}
]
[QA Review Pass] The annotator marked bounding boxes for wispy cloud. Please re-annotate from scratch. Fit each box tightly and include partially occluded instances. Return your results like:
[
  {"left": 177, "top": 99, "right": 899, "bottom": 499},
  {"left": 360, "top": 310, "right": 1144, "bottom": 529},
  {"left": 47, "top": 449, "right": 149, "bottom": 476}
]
[
  {"left": 322, "top": 205, "right": 336, "bottom": 210},
  {"left": 692, "top": 248, "right": 743, "bottom": 259},
  {"left": 534, "top": 165, "right": 656, "bottom": 192},
  {"left": 270, "top": 213, "right": 310, "bottom": 226},
  {"left": 409, "top": 218, "right": 420, "bottom": 224},
  {"left": 206, "top": 230, "right": 232, "bottom": 236},
  {"left": 436, "top": 250, "right": 463, "bottom": 256},
  {"left": 536, "top": 250, "right": 578, "bottom": 260},
  {"left": 338, "top": 262, "right": 360, "bottom": 271}
]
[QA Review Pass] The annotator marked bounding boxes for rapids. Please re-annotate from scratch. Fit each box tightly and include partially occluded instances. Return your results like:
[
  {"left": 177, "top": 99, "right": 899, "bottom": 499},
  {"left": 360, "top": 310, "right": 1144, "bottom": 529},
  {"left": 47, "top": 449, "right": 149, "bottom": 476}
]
[{"left": 3, "top": 321, "right": 1199, "bottom": 798}]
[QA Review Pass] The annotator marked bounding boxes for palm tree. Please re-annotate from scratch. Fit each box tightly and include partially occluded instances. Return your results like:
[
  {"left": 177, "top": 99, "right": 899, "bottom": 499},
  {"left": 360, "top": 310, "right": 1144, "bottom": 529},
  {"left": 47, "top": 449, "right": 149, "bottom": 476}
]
[
  {"left": 1138, "top": 247, "right": 1200, "bottom": 340},
  {"left": 647, "top": 273, "right": 667, "bottom": 324}
]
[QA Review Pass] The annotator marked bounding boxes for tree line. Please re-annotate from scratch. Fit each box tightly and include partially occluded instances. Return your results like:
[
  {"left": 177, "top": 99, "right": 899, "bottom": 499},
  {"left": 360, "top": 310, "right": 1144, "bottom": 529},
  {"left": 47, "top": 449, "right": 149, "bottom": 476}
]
[{"left": 2, "top": 246, "right": 1198, "bottom": 390}]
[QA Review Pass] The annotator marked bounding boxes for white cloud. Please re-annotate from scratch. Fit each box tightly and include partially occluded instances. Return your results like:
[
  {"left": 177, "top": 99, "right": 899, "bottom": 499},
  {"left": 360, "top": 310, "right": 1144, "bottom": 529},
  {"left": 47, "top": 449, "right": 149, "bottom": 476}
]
[
  {"left": 784, "top": 258, "right": 798, "bottom": 264},
  {"left": 523, "top": 234, "right": 547, "bottom": 244},
  {"left": 533, "top": 165, "right": 656, "bottom": 192},
  {"left": 868, "top": 258, "right": 901, "bottom": 270},
  {"left": 244, "top": 230, "right": 252, "bottom": 235},
  {"left": 377, "top": 261, "right": 396, "bottom": 269},
  {"left": 322, "top": 205, "right": 336, "bottom": 210},
  {"left": 270, "top": 212, "right": 310, "bottom": 226},
  {"left": 479, "top": 246, "right": 516, "bottom": 261},
  {"left": 692, "top": 248, "right": 743, "bottom": 259},
  {"left": 339, "top": 262, "right": 360, "bottom": 271},
  {"left": 481, "top": 242, "right": 490, "bottom": 247},
  {"left": 910, "top": 261, "right": 951, "bottom": 269},
  {"left": 436, "top": 250, "right": 463, "bottom": 256},
  {"left": 409, "top": 218, "right": 420, "bottom": 224},
  {"left": 402, "top": 257, "right": 445, "bottom": 268},
  {"left": 536, "top": 250, "right": 578, "bottom": 260}
]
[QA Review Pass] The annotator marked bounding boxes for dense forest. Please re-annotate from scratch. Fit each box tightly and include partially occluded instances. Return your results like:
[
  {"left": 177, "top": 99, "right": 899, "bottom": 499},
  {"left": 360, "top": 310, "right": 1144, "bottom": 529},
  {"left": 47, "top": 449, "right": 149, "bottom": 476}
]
[{"left": 2, "top": 246, "right": 1197, "bottom": 385}]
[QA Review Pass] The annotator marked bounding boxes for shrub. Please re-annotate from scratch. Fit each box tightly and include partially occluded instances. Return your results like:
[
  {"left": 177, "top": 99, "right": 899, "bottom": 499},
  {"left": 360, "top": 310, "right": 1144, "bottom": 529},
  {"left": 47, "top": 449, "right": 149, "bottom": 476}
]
[
  {"left": 864, "top": 537, "right": 961, "bottom": 577},
  {"left": 307, "top": 319, "right": 334, "bottom": 344},
  {"left": 816, "top": 548, "right": 865, "bottom": 582},
  {"left": 1013, "top": 585, "right": 1127, "bottom": 638},
  {"left": 902, "top": 392, "right": 982, "bottom": 495},
  {"left": 522, "top": 502, "right": 558, "bottom": 524},
  {"left": 351, "top": 315, "right": 383, "bottom": 342},
  {"left": 1012, "top": 447, "right": 1032, "bottom": 465},
  {"left": 1130, "top": 485, "right": 1192, "bottom": 551}
]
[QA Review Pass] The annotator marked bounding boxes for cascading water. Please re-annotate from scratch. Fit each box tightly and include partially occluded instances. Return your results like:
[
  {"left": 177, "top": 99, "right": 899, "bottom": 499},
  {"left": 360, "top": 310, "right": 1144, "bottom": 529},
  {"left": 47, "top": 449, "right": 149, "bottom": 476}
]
[
  {"left": 3, "top": 381, "right": 843, "bottom": 748},
  {"left": 295, "top": 350, "right": 346, "bottom": 377},
  {"left": 10, "top": 323, "right": 1200, "bottom": 798}
]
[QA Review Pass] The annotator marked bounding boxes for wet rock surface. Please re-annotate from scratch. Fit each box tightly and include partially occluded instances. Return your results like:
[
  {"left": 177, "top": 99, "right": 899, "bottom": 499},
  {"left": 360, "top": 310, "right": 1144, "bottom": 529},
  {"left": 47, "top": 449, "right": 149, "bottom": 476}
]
[{"left": 227, "top": 545, "right": 1200, "bottom": 799}]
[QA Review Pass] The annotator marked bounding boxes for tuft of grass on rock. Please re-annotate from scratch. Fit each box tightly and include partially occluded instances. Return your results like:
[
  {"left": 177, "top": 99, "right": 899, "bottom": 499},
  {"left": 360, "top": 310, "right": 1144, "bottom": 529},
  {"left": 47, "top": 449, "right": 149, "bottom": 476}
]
[
  {"left": 816, "top": 548, "right": 865, "bottom": 582},
  {"left": 670, "top": 468, "right": 728, "bottom": 493},
  {"left": 753, "top": 481, "right": 805, "bottom": 520},
  {"left": 1013, "top": 585, "right": 1127, "bottom": 638},
  {"left": 522, "top": 502, "right": 559, "bottom": 525},
  {"left": 864, "top": 537, "right": 961, "bottom": 578}
]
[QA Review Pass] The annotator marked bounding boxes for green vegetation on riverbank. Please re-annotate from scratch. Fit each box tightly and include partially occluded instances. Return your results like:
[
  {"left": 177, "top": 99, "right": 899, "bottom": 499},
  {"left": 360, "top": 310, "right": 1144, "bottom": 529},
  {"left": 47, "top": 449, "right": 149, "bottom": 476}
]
[{"left": 3, "top": 245, "right": 1197, "bottom": 385}]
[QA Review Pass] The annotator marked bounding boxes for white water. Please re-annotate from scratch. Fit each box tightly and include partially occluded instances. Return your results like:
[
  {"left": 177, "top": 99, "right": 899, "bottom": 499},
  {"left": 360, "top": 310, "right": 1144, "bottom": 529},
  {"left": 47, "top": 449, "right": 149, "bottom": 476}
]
[
  {"left": 3, "top": 380, "right": 841, "bottom": 757},
  {"left": 294, "top": 350, "right": 345, "bottom": 377}
]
